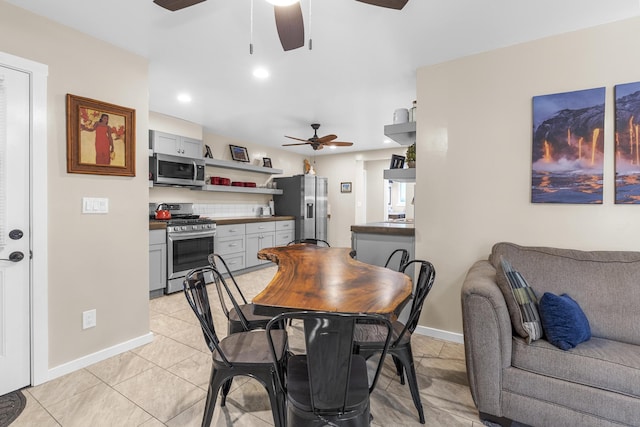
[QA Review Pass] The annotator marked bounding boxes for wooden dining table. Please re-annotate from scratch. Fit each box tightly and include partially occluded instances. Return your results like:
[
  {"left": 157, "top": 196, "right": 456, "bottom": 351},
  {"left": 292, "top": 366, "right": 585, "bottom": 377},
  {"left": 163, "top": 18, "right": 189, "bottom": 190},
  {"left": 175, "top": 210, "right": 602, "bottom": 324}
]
[{"left": 253, "top": 244, "right": 413, "bottom": 318}]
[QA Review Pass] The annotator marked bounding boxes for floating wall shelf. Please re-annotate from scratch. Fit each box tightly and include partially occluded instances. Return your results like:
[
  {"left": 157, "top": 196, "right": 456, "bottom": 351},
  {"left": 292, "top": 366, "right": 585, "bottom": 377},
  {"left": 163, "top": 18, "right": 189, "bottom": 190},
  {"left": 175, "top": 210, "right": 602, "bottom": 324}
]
[{"left": 384, "top": 122, "right": 416, "bottom": 146}]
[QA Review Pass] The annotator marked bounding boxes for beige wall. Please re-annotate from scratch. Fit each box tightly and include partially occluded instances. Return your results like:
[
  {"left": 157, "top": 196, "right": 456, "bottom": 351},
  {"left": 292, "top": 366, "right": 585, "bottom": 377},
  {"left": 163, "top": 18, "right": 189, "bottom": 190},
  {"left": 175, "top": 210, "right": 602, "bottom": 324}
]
[
  {"left": 416, "top": 17, "right": 640, "bottom": 334},
  {"left": 0, "top": 3, "right": 150, "bottom": 367}
]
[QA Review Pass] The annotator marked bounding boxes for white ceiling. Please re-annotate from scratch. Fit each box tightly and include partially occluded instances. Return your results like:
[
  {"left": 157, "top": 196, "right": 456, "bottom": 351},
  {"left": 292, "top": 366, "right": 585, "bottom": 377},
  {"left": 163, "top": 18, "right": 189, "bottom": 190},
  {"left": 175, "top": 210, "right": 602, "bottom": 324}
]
[{"left": 7, "top": 0, "right": 640, "bottom": 155}]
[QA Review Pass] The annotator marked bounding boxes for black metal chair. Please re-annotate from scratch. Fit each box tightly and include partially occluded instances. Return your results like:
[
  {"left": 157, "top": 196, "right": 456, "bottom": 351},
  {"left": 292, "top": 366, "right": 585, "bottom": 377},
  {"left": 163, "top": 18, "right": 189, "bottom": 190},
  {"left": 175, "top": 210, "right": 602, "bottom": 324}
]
[
  {"left": 183, "top": 267, "right": 287, "bottom": 427},
  {"left": 354, "top": 260, "right": 436, "bottom": 424},
  {"left": 207, "top": 253, "right": 274, "bottom": 335},
  {"left": 266, "top": 311, "right": 392, "bottom": 427},
  {"left": 384, "top": 248, "right": 410, "bottom": 272},
  {"left": 287, "top": 238, "right": 330, "bottom": 247}
]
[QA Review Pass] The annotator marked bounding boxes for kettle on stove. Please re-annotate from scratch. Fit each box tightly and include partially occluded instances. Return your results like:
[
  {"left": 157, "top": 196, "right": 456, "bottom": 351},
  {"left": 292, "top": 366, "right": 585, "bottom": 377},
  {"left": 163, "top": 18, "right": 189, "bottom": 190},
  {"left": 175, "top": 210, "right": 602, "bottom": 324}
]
[{"left": 155, "top": 203, "right": 172, "bottom": 220}]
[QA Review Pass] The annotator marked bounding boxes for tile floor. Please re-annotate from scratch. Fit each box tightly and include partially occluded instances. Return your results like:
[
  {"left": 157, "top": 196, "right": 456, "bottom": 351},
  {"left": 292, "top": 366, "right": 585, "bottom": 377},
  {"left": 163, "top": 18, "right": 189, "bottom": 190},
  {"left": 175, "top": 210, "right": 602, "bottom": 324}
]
[{"left": 12, "top": 266, "right": 483, "bottom": 427}]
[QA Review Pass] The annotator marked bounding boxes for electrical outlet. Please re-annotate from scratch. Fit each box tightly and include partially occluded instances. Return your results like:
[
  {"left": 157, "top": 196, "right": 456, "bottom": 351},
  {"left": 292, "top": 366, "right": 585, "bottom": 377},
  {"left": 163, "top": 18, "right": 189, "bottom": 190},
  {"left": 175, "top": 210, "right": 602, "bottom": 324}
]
[{"left": 82, "top": 309, "right": 97, "bottom": 329}]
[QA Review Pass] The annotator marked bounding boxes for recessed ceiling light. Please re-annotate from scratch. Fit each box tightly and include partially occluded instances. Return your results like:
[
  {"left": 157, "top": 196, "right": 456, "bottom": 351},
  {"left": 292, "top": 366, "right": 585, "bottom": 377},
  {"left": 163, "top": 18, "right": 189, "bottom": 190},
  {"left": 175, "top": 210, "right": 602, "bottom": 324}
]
[
  {"left": 265, "top": 0, "right": 299, "bottom": 6},
  {"left": 177, "top": 93, "right": 192, "bottom": 103},
  {"left": 253, "top": 67, "right": 270, "bottom": 79}
]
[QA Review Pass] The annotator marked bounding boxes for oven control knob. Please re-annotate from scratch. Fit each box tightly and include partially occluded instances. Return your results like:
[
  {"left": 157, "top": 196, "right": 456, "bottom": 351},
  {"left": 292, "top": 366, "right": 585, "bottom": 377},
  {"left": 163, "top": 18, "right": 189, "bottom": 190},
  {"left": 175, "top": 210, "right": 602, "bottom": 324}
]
[
  {"left": 181, "top": 226, "right": 187, "bottom": 231},
  {"left": 192, "top": 225, "right": 198, "bottom": 230}
]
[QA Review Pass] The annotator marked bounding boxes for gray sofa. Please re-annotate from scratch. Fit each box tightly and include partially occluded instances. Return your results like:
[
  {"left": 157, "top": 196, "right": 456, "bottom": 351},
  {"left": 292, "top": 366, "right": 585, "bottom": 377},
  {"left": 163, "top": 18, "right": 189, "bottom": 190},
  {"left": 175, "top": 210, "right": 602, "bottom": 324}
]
[{"left": 461, "top": 242, "right": 640, "bottom": 427}]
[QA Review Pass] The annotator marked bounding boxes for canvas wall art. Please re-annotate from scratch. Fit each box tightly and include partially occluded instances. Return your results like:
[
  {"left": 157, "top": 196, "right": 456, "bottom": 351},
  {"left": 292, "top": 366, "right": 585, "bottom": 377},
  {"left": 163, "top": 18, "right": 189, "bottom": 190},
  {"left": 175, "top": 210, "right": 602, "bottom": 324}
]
[
  {"left": 531, "top": 87, "right": 605, "bottom": 204},
  {"left": 614, "top": 81, "right": 640, "bottom": 204}
]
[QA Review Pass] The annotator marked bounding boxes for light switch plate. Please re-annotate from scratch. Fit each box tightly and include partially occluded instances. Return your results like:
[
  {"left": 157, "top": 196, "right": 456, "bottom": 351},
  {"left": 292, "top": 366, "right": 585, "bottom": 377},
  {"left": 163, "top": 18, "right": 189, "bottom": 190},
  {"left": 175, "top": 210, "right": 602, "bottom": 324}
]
[{"left": 82, "top": 197, "right": 109, "bottom": 214}]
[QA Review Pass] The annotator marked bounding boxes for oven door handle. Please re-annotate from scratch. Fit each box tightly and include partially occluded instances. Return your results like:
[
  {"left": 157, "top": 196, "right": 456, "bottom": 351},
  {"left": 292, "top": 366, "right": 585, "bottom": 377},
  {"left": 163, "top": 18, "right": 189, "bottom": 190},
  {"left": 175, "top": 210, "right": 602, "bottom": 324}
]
[{"left": 168, "top": 231, "right": 216, "bottom": 240}]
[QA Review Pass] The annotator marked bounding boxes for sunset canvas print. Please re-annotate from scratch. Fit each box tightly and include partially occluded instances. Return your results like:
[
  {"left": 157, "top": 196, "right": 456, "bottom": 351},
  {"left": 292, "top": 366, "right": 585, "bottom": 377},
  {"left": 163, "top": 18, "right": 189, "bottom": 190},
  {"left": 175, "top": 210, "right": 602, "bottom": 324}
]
[
  {"left": 614, "top": 81, "right": 640, "bottom": 204},
  {"left": 531, "top": 87, "right": 605, "bottom": 204}
]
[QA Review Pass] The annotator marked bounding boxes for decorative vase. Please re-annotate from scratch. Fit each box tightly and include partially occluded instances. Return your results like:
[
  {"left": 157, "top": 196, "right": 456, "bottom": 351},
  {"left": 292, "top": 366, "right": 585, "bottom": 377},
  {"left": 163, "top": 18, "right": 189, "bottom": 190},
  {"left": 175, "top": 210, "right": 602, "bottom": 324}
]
[{"left": 407, "top": 160, "right": 416, "bottom": 168}]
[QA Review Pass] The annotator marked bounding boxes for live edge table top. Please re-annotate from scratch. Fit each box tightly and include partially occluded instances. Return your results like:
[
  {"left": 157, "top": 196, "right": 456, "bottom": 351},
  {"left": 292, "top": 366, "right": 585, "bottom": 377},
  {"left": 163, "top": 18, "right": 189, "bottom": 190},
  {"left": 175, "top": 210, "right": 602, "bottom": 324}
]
[{"left": 254, "top": 244, "right": 412, "bottom": 318}]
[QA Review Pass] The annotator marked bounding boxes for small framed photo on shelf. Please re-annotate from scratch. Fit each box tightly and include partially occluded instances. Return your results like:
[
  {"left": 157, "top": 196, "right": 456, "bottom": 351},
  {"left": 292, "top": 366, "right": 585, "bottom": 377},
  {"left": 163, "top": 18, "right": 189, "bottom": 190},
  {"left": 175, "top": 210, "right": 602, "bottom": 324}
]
[
  {"left": 263, "top": 157, "right": 272, "bottom": 168},
  {"left": 204, "top": 144, "right": 213, "bottom": 158},
  {"left": 229, "top": 144, "right": 249, "bottom": 162},
  {"left": 390, "top": 154, "right": 405, "bottom": 169},
  {"left": 341, "top": 182, "right": 352, "bottom": 193}
]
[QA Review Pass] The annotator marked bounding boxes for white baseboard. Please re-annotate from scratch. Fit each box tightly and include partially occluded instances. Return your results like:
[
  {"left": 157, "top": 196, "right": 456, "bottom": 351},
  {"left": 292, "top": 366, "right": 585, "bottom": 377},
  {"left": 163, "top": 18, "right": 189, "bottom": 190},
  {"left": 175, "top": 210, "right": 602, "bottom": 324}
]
[
  {"left": 414, "top": 325, "right": 464, "bottom": 344},
  {"left": 44, "top": 332, "right": 154, "bottom": 384}
]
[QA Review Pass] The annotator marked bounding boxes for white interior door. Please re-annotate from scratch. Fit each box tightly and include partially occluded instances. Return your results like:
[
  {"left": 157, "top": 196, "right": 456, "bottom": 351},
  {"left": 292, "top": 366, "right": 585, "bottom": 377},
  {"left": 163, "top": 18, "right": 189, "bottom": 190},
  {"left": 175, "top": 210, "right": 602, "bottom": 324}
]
[{"left": 0, "top": 64, "right": 31, "bottom": 395}]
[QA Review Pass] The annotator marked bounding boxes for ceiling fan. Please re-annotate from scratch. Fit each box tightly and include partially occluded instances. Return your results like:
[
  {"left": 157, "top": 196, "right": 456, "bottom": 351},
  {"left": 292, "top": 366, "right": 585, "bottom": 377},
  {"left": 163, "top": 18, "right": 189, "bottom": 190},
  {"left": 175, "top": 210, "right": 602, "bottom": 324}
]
[
  {"left": 282, "top": 123, "right": 354, "bottom": 150},
  {"left": 152, "top": 0, "right": 409, "bottom": 51}
]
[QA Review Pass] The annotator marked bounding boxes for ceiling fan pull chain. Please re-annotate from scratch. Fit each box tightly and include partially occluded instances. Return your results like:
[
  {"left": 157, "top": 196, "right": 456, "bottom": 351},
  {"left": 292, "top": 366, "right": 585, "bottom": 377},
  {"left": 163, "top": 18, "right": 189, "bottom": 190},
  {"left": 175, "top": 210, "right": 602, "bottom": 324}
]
[
  {"left": 249, "top": 0, "right": 254, "bottom": 54},
  {"left": 308, "top": 0, "right": 313, "bottom": 50}
]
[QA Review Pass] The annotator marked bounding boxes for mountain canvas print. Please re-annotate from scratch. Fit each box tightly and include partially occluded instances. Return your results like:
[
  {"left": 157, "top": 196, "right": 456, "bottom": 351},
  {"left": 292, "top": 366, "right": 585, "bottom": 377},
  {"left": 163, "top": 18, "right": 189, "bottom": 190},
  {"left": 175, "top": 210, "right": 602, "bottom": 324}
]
[
  {"left": 614, "top": 82, "right": 640, "bottom": 204},
  {"left": 531, "top": 87, "right": 605, "bottom": 204}
]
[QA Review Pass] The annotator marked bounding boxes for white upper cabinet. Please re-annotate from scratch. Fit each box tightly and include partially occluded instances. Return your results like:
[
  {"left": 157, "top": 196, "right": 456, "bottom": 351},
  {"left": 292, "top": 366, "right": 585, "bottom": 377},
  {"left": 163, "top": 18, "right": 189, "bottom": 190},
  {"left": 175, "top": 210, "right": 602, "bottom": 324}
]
[{"left": 150, "top": 130, "right": 203, "bottom": 159}]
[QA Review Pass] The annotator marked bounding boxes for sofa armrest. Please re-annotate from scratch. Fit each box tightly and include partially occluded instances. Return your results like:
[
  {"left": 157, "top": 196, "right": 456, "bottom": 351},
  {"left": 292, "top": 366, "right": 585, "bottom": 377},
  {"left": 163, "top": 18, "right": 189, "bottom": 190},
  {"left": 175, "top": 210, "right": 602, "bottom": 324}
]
[{"left": 461, "top": 260, "right": 513, "bottom": 416}]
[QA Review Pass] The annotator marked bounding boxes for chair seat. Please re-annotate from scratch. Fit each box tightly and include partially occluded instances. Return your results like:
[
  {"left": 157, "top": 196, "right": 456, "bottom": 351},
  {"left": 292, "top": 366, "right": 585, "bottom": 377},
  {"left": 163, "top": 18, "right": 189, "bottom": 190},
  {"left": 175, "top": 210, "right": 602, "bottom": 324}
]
[
  {"left": 354, "top": 320, "right": 410, "bottom": 348},
  {"left": 286, "top": 354, "right": 370, "bottom": 412},
  {"left": 214, "top": 329, "right": 287, "bottom": 365}
]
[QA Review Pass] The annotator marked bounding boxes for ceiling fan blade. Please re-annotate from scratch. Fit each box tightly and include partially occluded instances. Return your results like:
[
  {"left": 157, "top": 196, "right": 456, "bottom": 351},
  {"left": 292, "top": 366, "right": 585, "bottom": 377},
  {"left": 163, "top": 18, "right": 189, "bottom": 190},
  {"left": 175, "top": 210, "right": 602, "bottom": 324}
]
[
  {"left": 325, "top": 141, "right": 354, "bottom": 147},
  {"left": 285, "top": 135, "right": 310, "bottom": 142},
  {"left": 274, "top": 3, "right": 305, "bottom": 51},
  {"left": 282, "top": 142, "right": 313, "bottom": 147},
  {"left": 317, "top": 134, "right": 338, "bottom": 143},
  {"left": 355, "top": 0, "right": 408, "bottom": 10},
  {"left": 153, "top": 0, "right": 206, "bottom": 11}
]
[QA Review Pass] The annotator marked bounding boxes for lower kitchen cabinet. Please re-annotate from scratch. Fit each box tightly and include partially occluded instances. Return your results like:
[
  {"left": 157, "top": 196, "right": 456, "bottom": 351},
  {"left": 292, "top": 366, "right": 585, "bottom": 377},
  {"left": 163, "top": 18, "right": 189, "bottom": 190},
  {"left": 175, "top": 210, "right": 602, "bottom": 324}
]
[
  {"left": 245, "top": 221, "right": 276, "bottom": 268},
  {"left": 214, "top": 224, "right": 246, "bottom": 272},
  {"left": 149, "top": 229, "right": 167, "bottom": 298},
  {"left": 275, "top": 220, "right": 295, "bottom": 246}
]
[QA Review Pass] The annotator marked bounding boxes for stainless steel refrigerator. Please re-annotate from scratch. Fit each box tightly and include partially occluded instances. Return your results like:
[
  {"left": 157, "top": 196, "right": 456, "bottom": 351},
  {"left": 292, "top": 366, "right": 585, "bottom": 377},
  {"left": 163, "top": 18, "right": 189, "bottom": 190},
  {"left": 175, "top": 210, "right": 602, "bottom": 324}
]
[{"left": 273, "top": 175, "right": 328, "bottom": 242}]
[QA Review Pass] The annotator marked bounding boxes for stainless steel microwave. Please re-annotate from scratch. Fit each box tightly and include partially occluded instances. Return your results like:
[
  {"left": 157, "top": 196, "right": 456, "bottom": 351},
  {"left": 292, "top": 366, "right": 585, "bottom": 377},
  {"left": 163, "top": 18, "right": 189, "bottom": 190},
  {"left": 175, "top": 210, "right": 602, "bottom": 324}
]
[{"left": 150, "top": 153, "right": 205, "bottom": 187}]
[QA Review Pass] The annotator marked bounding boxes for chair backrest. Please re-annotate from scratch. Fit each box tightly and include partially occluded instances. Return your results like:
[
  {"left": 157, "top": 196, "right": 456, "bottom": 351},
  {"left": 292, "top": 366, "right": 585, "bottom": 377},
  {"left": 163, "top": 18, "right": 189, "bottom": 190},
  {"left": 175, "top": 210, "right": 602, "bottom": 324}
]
[
  {"left": 384, "top": 249, "right": 410, "bottom": 272},
  {"left": 183, "top": 267, "right": 233, "bottom": 365},
  {"left": 396, "top": 260, "right": 436, "bottom": 342},
  {"left": 287, "top": 238, "right": 330, "bottom": 247},
  {"left": 207, "top": 253, "right": 251, "bottom": 330},
  {"left": 266, "top": 311, "right": 391, "bottom": 413}
]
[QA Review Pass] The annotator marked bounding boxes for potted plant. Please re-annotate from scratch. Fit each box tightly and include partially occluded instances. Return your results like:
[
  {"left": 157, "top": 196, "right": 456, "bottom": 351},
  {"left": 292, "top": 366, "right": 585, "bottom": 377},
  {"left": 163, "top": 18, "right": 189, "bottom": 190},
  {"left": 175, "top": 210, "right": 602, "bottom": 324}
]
[{"left": 406, "top": 143, "right": 416, "bottom": 168}]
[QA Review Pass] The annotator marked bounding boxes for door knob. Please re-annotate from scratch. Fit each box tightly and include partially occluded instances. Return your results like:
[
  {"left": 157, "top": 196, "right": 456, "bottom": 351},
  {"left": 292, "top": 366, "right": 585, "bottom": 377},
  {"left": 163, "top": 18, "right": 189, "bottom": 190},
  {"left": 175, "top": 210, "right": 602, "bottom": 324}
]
[{"left": 1, "top": 251, "right": 24, "bottom": 262}]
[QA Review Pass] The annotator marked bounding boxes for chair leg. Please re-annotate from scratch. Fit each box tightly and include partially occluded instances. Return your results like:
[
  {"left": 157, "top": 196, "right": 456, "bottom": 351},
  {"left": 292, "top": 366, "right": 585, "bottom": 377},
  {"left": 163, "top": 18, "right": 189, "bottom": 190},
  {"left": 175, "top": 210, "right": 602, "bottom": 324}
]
[
  {"left": 220, "top": 378, "right": 233, "bottom": 406},
  {"left": 392, "top": 355, "right": 405, "bottom": 385},
  {"left": 202, "top": 368, "right": 223, "bottom": 427},
  {"left": 393, "top": 347, "right": 425, "bottom": 424}
]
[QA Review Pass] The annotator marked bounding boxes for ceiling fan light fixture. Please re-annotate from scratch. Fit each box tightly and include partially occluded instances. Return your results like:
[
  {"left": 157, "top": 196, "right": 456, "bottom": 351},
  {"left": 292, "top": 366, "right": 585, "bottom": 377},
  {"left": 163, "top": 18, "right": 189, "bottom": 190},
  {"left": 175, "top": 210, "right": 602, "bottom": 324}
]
[
  {"left": 253, "top": 67, "right": 270, "bottom": 79},
  {"left": 265, "top": 0, "right": 299, "bottom": 6}
]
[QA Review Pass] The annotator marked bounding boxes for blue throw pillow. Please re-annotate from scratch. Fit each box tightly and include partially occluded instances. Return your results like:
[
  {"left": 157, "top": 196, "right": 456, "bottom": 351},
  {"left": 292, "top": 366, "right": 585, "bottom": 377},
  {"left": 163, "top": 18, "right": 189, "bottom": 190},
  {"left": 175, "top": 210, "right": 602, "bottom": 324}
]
[{"left": 539, "top": 292, "right": 591, "bottom": 350}]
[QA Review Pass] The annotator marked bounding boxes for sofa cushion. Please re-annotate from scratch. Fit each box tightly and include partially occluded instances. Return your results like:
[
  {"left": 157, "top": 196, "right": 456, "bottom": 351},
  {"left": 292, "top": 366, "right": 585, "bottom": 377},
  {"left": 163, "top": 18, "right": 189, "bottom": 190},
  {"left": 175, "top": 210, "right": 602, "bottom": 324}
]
[
  {"left": 511, "top": 336, "right": 640, "bottom": 399},
  {"left": 490, "top": 242, "right": 640, "bottom": 345},
  {"left": 498, "top": 258, "right": 543, "bottom": 343},
  {"left": 539, "top": 292, "right": 591, "bottom": 350}
]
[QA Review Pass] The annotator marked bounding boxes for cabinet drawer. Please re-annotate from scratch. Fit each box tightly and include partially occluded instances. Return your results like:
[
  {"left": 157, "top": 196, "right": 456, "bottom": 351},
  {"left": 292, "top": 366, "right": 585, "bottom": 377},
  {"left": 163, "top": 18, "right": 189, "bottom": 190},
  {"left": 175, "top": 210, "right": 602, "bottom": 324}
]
[
  {"left": 215, "top": 236, "right": 245, "bottom": 255},
  {"left": 275, "top": 230, "right": 294, "bottom": 246},
  {"left": 149, "top": 229, "right": 166, "bottom": 245},
  {"left": 222, "top": 253, "right": 246, "bottom": 272},
  {"left": 276, "top": 220, "right": 294, "bottom": 231},
  {"left": 246, "top": 221, "right": 275, "bottom": 234},
  {"left": 216, "top": 224, "right": 246, "bottom": 238}
]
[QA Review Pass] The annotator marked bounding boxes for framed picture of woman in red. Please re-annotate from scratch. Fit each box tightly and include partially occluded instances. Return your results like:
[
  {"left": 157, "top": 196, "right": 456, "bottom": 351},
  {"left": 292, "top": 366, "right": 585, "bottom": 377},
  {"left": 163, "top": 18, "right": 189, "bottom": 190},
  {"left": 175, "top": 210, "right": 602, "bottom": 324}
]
[{"left": 66, "top": 94, "right": 136, "bottom": 176}]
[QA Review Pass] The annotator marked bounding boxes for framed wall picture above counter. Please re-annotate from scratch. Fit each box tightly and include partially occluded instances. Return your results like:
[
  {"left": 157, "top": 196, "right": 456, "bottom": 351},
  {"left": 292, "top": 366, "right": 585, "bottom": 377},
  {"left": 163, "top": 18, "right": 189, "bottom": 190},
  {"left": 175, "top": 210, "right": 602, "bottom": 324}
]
[
  {"left": 341, "top": 182, "right": 352, "bottom": 193},
  {"left": 229, "top": 144, "right": 249, "bottom": 162}
]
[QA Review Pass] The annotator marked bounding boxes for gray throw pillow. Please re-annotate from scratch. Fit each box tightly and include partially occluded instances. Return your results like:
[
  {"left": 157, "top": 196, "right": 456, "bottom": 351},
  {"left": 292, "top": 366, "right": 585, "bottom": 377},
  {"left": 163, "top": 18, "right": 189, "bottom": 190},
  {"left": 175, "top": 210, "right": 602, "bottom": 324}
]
[{"left": 497, "top": 258, "right": 543, "bottom": 343}]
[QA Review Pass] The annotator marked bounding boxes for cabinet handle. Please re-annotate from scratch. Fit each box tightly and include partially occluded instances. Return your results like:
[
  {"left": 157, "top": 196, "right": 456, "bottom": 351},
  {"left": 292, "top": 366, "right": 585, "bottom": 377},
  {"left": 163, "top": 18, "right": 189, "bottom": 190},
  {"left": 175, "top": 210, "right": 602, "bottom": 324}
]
[{"left": 229, "top": 243, "right": 238, "bottom": 247}]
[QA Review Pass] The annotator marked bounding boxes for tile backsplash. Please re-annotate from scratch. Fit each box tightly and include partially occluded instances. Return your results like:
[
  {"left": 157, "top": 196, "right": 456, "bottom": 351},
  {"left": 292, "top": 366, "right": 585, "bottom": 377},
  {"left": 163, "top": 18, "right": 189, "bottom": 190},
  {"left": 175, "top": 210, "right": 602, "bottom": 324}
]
[{"left": 194, "top": 203, "right": 267, "bottom": 218}]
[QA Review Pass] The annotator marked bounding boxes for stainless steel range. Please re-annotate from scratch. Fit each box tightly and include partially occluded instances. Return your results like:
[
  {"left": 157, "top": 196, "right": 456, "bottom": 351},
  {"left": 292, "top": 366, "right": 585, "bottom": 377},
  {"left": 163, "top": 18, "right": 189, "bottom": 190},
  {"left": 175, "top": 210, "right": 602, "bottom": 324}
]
[{"left": 150, "top": 203, "right": 216, "bottom": 294}]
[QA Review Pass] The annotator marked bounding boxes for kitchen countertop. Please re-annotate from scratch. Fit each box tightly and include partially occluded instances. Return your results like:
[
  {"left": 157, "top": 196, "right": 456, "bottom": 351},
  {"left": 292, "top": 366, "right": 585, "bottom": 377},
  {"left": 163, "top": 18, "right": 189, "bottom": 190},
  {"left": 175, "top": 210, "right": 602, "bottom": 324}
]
[
  {"left": 149, "top": 215, "right": 295, "bottom": 230},
  {"left": 350, "top": 221, "right": 415, "bottom": 236}
]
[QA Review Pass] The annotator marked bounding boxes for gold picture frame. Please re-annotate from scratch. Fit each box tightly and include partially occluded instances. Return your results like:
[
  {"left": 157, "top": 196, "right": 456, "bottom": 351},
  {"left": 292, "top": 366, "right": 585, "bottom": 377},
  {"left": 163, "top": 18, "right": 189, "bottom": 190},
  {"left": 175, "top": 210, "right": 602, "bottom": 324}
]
[{"left": 66, "top": 94, "right": 136, "bottom": 176}]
